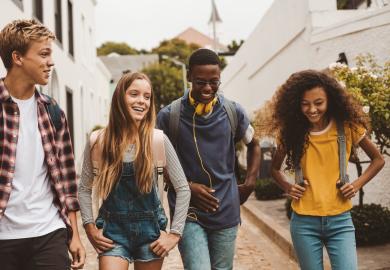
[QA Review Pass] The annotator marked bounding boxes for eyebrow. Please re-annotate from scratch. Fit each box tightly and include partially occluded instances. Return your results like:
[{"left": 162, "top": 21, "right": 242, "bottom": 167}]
[{"left": 301, "top": 98, "right": 325, "bottom": 102}]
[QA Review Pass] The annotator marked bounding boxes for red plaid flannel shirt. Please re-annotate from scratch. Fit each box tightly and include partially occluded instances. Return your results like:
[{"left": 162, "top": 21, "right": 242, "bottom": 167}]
[{"left": 0, "top": 79, "right": 79, "bottom": 228}]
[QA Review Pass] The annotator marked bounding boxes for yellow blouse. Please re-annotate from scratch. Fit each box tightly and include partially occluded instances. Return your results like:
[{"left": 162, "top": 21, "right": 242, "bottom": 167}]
[{"left": 291, "top": 120, "right": 366, "bottom": 216}]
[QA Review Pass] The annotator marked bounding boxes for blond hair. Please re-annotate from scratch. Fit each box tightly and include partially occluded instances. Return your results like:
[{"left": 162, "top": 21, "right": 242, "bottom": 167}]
[
  {"left": 95, "top": 72, "right": 157, "bottom": 200},
  {"left": 0, "top": 19, "right": 55, "bottom": 69}
]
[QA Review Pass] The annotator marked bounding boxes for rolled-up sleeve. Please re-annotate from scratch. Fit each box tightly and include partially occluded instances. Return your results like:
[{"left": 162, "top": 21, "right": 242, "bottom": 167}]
[{"left": 58, "top": 110, "right": 79, "bottom": 211}]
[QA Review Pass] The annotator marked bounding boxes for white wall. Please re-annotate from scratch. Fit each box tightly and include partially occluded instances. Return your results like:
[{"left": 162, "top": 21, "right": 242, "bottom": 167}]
[
  {"left": 310, "top": 7, "right": 390, "bottom": 68},
  {"left": 222, "top": 0, "right": 390, "bottom": 116},
  {"left": 221, "top": 0, "right": 309, "bottom": 116},
  {"left": 0, "top": 0, "right": 111, "bottom": 167}
]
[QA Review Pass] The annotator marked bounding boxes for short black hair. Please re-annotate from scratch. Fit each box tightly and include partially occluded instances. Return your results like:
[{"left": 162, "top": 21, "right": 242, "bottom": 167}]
[{"left": 188, "top": 48, "right": 221, "bottom": 73}]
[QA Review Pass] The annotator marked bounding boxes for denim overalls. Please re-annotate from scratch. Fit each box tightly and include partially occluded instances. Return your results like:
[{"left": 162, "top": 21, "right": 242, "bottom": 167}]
[{"left": 95, "top": 161, "right": 168, "bottom": 263}]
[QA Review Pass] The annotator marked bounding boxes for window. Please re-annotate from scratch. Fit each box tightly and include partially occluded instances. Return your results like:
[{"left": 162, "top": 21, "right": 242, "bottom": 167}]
[
  {"left": 11, "top": 0, "right": 23, "bottom": 10},
  {"left": 67, "top": 0, "right": 74, "bottom": 56},
  {"left": 55, "top": 0, "right": 62, "bottom": 43},
  {"left": 33, "top": 0, "right": 43, "bottom": 22}
]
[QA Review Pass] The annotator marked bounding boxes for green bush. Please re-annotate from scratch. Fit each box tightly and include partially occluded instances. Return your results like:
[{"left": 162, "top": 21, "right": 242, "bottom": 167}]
[
  {"left": 254, "top": 178, "right": 284, "bottom": 200},
  {"left": 351, "top": 204, "right": 390, "bottom": 246}
]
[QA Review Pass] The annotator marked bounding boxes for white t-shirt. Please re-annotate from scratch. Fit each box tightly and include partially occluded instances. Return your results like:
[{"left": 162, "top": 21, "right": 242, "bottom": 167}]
[{"left": 0, "top": 94, "right": 65, "bottom": 239}]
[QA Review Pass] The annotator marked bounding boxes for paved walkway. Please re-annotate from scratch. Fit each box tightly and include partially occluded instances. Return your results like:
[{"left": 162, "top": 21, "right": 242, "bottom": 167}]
[{"left": 77, "top": 206, "right": 298, "bottom": 270}]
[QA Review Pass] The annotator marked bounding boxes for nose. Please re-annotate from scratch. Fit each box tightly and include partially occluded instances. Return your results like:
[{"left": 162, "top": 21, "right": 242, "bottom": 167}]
[
  {"left": 202, "top": 83, "right": 212, "bottom": 92},
  {"left": 137, "top": 96, "right": 146, "bottom": 104},
  {"left": 309, "top": 104, "right": 317, "bottom": 113},
  {"left": 47, "top": 56, "right": 54, "bottom": 67}
]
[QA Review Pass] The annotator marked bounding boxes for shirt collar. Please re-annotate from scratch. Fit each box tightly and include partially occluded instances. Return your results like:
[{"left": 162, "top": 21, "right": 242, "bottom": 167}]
[
  {"left": 0, "top": 78, "right": 12, "bottom": 103},
  {"left": 0, "top": 78, "right": 51, "bottom": 105}
]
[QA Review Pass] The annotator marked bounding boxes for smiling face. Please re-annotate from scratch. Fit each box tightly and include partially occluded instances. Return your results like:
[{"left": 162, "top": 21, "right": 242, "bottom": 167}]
[
  {"left": 301, "top": 86, "right": 329, "bottom": 129},
  {"left": 18, "top": 38, "right": 54, "bottom": 85},
  {"left": 188, "top": 64, "right": 221, "bottom": 104},
  {"left": 125, "top": 78, "right": 152, "bottom": 125}
]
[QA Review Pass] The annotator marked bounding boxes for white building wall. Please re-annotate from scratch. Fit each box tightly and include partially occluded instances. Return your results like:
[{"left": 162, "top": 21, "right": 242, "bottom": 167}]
[
  {"left": 221, "top": 0, "right": 390, "bottom": 207},
  {"left": 222, "top": 0, "right": 390, "bottom": 115},
  {"left": 221, "top": 0, "right": 309, "bottom": 115},
  {"left": 0, "top": 0, "right": 110, "bottom": 168},
  {"left": 310, "top": 8, "right": 390, "bottom": 68}
]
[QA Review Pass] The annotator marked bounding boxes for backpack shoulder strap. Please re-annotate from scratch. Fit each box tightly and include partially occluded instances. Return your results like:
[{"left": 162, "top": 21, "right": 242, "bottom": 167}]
[
  {"left": 152, "top": 129, "right": 166, "bottom": 202},
  {"left": 294, "top": 165, "right": 305, "bottom": 186},
  {"left": 152, "top": 129, "right": 166, "bottom": 169},
  {"left": 43, "top": 94, "right": 62, "bottom": 132},
  {"left": 336, "top": 121, "right": 349, "bottom": 185},
  {"left": 295, "top": 121, "right": 349, "bottom": 187},
  {"left": 88, "top": 129, "right": 104, "bottom": 214},
  {"left": 223, "top": 98, "right": 238, "bottom": 138},
  {"left": 168, "top": 97, "right": 182, "bottom": 148}
]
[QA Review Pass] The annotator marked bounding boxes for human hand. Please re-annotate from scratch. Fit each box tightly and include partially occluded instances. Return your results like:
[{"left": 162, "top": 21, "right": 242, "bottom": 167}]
[
  {"left": 150, "top": 231, "right": 180, "bottom": 257},
  {"left": 69, "top": 235, "right": 86, "bottom": 269},
  {"left": 286, "top": 180, "right": 309, "bottom": 200},
  {"left": 85, "top": 223, "right": 114, "bottom": 254},
  {"left": 238, "top": 183, "right": 255, "bottom": 204},
  {"left": 339, "top": 181, "right": 357, "bottom": 199},
  {"left": 189, "top": 182, "right": 219, "bottom": 212}
]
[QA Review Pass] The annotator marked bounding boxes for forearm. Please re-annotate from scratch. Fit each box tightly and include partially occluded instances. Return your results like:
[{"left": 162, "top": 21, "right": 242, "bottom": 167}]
[
  {"left": 353, "top": 156, "right": 385, "bottom": 190},
  {"left": 164, "top": 134, "right": 191, "bottom": 235},
  {"left": 243, "top": 139, "right": 261, "bottom": 187},
  {"left": 68, "top": 211, "right": 81, "bottom": 241},
  {"left": 78, "top": 139, "right": 96, "bottom": 225},
  {"left": 78, "top": 183, "right": 94, "bottom": 226},
  {"left": 170, "top": 185, "right": 190, "bottom": 235},
  {"left": 271, "top": 169, "right": 292, "bottom": 193}
]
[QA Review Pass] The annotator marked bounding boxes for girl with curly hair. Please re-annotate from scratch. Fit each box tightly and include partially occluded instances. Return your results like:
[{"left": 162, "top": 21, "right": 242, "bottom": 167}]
[{"left": 269, "top": 70, "right": 385, "bottom": 270}]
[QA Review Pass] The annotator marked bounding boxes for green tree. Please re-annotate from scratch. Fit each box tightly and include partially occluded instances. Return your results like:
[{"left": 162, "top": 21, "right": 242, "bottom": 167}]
[
  {"left": 227, "top": 39, "right": 244, "bottom": 54},
  {"left": 97, "top": 41, "right": 138, "bottom": 56},
  {"left": 142, "top": 62, "right": 183, "bottom": 111},
  {"left": 329, "top": 54, "right": 389, "bottom": 206},
  {"left": 329, "top": 54, "right": 389, "bottom": 154},
  {"left": 141, "top": 38, "right": 200, "bottom": 110},
  {"left": 152, "top": 38, "right": 200, "bottom": 64}
]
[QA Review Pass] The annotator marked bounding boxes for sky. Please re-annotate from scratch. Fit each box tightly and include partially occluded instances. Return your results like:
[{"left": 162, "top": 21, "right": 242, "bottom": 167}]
[{"left": 95, "top": 0, "right": 274, "bottom": 51}]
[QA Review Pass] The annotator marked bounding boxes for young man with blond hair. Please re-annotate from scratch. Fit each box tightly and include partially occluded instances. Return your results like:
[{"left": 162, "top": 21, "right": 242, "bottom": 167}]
[{"left": 0, "top": 19, "right": 85, "bottom": 269}]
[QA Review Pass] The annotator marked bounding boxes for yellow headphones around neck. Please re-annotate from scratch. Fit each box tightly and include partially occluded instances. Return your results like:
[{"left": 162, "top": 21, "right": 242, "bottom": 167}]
[{"left": 189, "top": 91, "right": 217, "bottom": 116}]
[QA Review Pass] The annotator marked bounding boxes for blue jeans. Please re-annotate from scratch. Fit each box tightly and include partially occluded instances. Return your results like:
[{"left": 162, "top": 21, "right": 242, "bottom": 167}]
[
  {"left": 290, "top": 211, "right": 357, "bottom": 270},
  {"left": 178, "top": 222, "right": 238, "bottom": 270}
]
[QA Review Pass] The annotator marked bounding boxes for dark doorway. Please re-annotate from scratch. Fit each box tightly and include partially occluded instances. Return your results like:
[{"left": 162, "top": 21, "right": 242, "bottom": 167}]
[{"left": 66, "top": 88, "right": 74, "bottom": 147}]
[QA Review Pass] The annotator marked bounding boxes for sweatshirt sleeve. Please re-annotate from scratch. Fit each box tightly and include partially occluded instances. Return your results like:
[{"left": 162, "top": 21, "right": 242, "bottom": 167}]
[{"left": 163, "top": 134, "right": 190, "bottom": 235}]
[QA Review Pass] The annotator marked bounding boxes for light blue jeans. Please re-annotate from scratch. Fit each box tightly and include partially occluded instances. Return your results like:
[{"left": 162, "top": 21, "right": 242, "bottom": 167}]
[
  {"left": 290, "top": 211, "right": 357, "bottom": 270},
  {"left": 178, "top": 222, "right": 238, "bottom": 270}
]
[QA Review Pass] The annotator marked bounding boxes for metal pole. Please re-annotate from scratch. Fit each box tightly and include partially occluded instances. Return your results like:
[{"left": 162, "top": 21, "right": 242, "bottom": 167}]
[
  {"left": 211, "top": 0, "right": 217, "bottom": 51},
  {"left": 181, "top": 64, "right": 187, "bottom": 92},
  {"left": 161, "top": 55, "right": 187, "bottom": 93}
]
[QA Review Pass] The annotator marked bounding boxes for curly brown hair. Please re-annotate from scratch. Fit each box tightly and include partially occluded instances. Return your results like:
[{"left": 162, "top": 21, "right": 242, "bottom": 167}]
[{"left": 257, "top": 69, "right": 369, "bottom": 171}]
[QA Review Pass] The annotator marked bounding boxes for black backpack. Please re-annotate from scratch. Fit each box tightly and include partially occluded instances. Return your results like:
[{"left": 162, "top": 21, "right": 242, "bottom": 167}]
[{"left": 43, "top": 94, "right": 62, "bottom": 133}]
